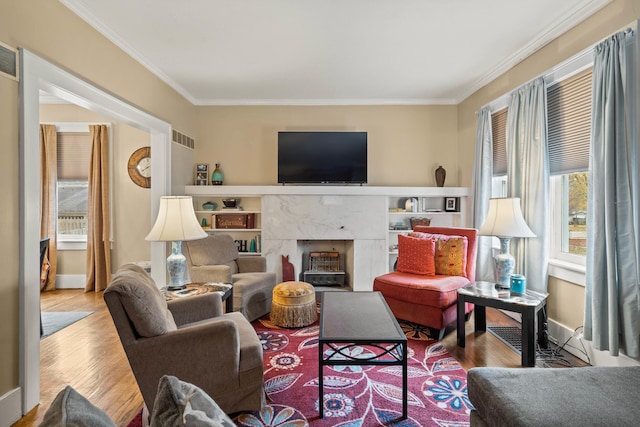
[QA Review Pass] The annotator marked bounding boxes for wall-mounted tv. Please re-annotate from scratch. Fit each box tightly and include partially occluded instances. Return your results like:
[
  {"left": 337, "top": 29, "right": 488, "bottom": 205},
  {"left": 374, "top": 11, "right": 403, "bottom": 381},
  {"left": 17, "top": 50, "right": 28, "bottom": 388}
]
[{"left": 278, "top": 131, "right": 367, "bottom": 184}]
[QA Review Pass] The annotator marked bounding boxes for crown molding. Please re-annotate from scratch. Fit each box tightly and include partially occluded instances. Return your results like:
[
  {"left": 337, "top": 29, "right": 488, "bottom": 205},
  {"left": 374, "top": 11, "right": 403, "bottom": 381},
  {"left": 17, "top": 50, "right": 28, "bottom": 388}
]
[
  {"left": 60, "top": 0, "right": 199, "bottom": 105},
  {"left": 454, "top": 0, "right": 613, "bottom": 104},
  {"left": 193, "top": 98, "right": 458, "bottom": 106}
]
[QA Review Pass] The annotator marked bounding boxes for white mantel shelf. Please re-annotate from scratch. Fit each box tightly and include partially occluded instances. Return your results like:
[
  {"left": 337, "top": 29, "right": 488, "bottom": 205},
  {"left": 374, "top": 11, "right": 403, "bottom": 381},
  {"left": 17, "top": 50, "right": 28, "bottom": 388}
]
[{"left": 184, "top": 185, "right": 468, "bottom": 197}]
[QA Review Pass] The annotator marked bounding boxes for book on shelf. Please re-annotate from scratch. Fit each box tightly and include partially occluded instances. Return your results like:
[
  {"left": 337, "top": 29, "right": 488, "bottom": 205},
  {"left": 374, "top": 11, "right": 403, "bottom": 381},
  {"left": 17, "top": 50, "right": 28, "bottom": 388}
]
[{"left": 390, "top": 225, "right": 410, "bottom": 230}]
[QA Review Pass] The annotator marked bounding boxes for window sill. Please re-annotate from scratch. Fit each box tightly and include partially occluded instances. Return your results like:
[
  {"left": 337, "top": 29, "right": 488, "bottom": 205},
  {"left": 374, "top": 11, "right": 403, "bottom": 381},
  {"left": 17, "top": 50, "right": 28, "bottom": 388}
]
[
  {"left": 57, "top": 241, "right": 88, "bottom": 251},
  {"left": 548, "top": 258, "right": 586, "bottom": 287}
]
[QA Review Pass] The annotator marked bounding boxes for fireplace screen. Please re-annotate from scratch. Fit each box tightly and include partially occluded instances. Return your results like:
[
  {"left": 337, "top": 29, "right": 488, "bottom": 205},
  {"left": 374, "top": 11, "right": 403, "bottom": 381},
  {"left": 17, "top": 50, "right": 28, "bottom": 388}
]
[
  {"left": 304, "top": 251, "right": 345, "bottom": 286},
  {"left": 308, "top": 252, "right": 341, "bottom": 272}
]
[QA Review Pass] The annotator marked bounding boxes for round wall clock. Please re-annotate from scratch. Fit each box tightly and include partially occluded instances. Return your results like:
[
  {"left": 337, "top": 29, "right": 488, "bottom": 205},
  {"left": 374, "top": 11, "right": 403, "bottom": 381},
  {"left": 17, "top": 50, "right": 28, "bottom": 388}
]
[{"left": 127, "top": 146, "right": 151, "bottom": 188}]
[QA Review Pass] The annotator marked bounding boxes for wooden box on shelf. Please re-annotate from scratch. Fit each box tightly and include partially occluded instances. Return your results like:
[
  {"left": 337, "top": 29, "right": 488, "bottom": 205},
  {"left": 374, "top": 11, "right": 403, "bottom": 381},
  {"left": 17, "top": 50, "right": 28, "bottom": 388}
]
[
  {"left": 215, "top": 213, "right": 256, "bottom": 229},
  {"left": 410, "top": 217, "right": 431, "bottom": 229}
]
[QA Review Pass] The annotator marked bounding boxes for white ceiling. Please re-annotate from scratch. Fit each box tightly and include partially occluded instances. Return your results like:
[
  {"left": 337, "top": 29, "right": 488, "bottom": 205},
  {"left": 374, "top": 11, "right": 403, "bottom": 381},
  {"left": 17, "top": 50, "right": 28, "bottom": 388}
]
[{"left": 60, "top": 0, "right": 611, "bottom": 106}]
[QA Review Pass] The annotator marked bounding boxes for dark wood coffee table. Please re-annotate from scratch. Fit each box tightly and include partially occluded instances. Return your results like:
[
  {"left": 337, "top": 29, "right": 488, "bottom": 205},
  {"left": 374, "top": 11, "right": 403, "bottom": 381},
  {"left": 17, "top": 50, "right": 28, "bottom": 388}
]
[{"left": 319, "top": 291, "right": 407, "bottom": 420}]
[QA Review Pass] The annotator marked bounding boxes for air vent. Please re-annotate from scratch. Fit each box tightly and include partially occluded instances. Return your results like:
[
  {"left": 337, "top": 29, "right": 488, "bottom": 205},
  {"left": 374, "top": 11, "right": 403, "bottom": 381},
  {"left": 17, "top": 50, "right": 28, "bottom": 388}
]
[
  {"left": 0, "top": 42, "right": 18, "bottom": 80},
  {"left": 172, "top": 129, "right": 195, "bottom": 149}
]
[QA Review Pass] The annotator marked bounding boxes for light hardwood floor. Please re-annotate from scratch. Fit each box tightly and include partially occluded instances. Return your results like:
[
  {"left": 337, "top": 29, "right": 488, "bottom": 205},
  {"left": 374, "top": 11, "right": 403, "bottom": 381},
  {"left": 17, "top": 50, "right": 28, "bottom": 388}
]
[
  {"left": 14, "top": 290, "right": 142, "bottom": 427},
  {"left": 13, "top": 289, "right": 581, "bottom": 426}
]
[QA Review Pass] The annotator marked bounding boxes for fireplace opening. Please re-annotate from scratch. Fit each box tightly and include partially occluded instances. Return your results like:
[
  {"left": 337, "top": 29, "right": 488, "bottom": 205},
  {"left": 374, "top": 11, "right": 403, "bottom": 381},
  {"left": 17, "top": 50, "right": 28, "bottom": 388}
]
[
  {"left": 297, "top": 240, "right": 352, "bottom": 288},
  {"left": 303, "top": 251, "right": 345, "bottom": 286}
]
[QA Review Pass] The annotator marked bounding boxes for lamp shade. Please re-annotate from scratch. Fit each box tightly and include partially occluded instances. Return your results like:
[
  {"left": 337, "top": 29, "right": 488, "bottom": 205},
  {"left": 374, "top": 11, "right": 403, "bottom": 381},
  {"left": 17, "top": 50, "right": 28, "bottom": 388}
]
[
  {"left": 478, "top": 198, "right": 535, "bottom": 238},
  {"left": 145, "top": 196, "right": 207, "bottom": 242}
]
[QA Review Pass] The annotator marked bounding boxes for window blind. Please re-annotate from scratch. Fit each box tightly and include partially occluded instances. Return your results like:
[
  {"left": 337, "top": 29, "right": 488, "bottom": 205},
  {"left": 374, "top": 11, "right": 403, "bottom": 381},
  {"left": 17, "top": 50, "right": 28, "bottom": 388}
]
[
  {"left": 491, "top": 108, "right": 508, "bottom": 176},
  {"left": 547, "top": 68, "right": 592, "bottom": 175},
  {"left": 57, "top": 132, "right": 91, "bottom": 180}
]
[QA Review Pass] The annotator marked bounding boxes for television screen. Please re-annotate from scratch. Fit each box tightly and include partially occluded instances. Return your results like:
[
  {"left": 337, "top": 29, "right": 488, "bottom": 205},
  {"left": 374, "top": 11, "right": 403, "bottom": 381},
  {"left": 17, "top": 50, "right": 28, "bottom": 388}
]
[{"left": 278, "top": 132, "right": 367, "bottom": 184}]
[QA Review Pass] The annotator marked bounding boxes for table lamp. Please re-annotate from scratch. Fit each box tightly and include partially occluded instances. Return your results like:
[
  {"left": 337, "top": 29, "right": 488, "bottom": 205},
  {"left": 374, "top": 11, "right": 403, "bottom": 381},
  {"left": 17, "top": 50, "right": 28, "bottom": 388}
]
[
  {"left": 146, "top": 196, "right": 207, "bottom": 290},
  {"left": 478, "top": 197, "right": 535, "bottom": 288}
]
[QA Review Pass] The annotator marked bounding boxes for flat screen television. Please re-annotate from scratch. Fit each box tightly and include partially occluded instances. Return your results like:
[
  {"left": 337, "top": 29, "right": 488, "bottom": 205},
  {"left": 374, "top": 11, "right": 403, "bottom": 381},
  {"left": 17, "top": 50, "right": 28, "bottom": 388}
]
[{"left": 278, "top": 131, "right": 367, "bottom": 184}]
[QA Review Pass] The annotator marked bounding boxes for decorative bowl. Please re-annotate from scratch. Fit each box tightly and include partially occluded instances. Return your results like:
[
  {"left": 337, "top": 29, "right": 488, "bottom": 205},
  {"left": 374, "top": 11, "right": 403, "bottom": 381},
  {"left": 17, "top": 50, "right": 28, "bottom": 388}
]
[
  {"left": 202, "top": 201, "right": 217, "bottom": 211},
  {"left": 222, "top": 198, "right": 239, "bottom": 208}
]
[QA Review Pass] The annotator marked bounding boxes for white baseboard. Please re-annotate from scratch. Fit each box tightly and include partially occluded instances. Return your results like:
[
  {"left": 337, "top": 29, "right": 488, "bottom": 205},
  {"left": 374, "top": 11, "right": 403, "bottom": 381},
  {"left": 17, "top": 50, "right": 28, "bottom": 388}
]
[
  {"left": 0, "top": 387, "right": 22, "bottom": 427},
  {"left": 548, "top": 319, "right": 640, "bottom": 367},
  {"left": 55, "top": 274, "right": 85, "bottom": 289}
]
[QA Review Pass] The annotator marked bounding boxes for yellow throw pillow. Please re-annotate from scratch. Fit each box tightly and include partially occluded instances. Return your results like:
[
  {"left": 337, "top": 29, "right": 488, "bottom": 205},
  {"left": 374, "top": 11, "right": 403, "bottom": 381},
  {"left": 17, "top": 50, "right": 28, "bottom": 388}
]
[{"left": 434, "top": 236, "right": 468, "bottom": 277}]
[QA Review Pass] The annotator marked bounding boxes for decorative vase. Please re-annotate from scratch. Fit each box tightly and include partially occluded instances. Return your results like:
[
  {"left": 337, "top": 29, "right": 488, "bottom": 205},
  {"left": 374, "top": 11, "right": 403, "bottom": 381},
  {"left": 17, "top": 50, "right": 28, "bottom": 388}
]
[
  {"left": 201, "top": 217, "right": 208, "bottom": 227},
  {"left": 211, "top": 163, "right": 224, "bottom": 185},
  {"left": 435, "top": 166, "right": 446, "bottom": 187}
]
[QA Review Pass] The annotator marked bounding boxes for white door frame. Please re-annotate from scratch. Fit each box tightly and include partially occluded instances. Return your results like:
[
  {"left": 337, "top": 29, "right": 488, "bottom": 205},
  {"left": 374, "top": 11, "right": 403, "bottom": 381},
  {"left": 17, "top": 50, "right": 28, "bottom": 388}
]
[{"left": 19, "top": 49, "right": 171, "bottom": 413}]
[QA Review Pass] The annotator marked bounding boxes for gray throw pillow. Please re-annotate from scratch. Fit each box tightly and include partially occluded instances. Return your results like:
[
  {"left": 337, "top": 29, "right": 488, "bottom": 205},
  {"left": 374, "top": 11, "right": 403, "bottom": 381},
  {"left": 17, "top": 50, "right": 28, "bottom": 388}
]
[
  {"left": 105, "top": 263, "right": 177, "bottom": 337},
  {"left": 150, "top": 375, "right": 235, "bottom": 426},
  {"left": 39, "top": 385, "right": 115, "bottom": 427}
]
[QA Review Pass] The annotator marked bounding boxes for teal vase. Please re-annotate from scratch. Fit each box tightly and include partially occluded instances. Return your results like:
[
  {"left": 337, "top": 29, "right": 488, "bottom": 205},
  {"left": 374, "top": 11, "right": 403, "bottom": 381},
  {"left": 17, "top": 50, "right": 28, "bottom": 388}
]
[{"left": 212, "top": 163, "right": 224, "bottom": 185}]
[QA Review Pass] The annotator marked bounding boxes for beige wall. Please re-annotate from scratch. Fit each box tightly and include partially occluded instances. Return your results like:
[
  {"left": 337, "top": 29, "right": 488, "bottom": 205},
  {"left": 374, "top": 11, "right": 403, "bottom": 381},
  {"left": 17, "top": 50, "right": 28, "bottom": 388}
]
[
  {"left": 196, "top": 105, "right": 459, "bottom": 187},
  {"left": 457, "top": 0, "right": 640, "bottom": 333},
  {"left": 0, "top": 0, "right": 197, "bottom": 400},
  {"left": 40, "top": 104, "right": 152, "bottom": 276},
  {"left": 548, "top": 277, "right": 586, "bottom": 330},
  {"left": 0, "top": 73, "right": 20, "bottom": 395}
]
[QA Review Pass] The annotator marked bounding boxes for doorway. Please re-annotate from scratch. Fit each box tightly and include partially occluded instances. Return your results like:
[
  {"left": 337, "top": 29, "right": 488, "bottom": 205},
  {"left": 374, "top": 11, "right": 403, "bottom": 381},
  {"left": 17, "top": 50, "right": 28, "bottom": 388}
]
[{"left": 19, "top": 49, "right": 172, "bottom": 414}]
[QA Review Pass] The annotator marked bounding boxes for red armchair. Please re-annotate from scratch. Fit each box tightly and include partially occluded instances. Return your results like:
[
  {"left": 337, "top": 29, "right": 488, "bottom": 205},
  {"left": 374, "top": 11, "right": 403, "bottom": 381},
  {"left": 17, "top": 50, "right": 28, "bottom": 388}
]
[{"left": 373, "top": 226, "right": 477, "bottom": 339}]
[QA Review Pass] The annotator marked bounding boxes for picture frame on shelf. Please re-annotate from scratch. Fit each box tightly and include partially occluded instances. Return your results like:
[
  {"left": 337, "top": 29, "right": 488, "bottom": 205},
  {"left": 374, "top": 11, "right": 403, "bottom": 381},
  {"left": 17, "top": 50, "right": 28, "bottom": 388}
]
[
  {"left": 444, "top": 197, "right": 458, "bottom": 212},
  {"left": 195, "top": 163, "right": 209, "bottom": 185}
]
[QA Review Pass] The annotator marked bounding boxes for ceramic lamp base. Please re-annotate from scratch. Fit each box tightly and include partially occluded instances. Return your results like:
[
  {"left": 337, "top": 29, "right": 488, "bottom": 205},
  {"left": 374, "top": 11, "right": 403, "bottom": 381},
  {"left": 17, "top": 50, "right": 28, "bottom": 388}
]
[
  {"left": 166, "top": 241, "right": 187, "bottom": 291},
  {"left": 494, "top": 237, "right": 515, "bottom": 288}
]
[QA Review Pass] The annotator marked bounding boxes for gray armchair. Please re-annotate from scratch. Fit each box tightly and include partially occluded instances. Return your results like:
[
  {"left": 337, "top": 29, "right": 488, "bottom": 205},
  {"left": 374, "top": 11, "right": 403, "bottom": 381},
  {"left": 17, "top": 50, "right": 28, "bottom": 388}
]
[
  {"left": 104, "top": 264, "right": 265, "bottom": 415},
  {"left": 183, "top": 234, "right": 276, "bottom": 321}
]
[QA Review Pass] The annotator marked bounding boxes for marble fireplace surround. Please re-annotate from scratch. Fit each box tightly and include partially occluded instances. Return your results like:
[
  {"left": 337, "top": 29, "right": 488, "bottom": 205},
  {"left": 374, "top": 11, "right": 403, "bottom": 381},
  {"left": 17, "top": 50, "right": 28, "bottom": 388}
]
[
  {"left": 184, "top": 186, "right": 468, "bottom": 291},
  {"left": 262, "top": 193, "right": 387, "bottom": 291}
]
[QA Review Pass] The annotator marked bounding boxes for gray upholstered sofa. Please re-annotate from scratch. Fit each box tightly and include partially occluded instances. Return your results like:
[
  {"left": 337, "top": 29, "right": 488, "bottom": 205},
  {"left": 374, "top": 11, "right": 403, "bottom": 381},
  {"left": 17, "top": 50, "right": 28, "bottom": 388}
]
[
  {"left": 467, "top": 366, "right": 640, "bottom": 426},
  {"left": 184, "top": 234, "right": 276, "bottom": 321}
]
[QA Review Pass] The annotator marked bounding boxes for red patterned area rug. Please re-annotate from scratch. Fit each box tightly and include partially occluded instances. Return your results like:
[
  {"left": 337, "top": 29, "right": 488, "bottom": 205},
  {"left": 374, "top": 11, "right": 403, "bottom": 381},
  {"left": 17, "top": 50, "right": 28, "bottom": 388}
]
[
  {"left": 232, "top": 315, "right": 472, "bottom": 427},
  {"left": 126, "top": 410, "right": 143, "bottom": 427}
]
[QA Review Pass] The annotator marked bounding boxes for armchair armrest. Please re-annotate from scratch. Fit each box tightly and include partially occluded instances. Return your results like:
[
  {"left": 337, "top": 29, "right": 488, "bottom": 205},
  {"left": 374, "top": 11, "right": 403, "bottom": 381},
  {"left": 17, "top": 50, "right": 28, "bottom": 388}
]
[
  {"left": 168, "top": 293, "right": 222, "bottom": 326},
  {"left": 237, "top": 255, "right": 267, "bottom": 273},
  {"left": 190, "top": 265, "right": 232, "bottom": 283},
  {"left": 126, "top": 318, "right": 241, "bottom": 399}
]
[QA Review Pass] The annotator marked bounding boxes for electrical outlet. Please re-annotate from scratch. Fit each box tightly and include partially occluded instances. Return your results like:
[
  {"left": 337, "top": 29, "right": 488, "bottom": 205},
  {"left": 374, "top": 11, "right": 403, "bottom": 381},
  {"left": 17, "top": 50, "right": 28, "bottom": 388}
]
[{"left": 572, "top": 327, "right": 584, "bottom": 340}]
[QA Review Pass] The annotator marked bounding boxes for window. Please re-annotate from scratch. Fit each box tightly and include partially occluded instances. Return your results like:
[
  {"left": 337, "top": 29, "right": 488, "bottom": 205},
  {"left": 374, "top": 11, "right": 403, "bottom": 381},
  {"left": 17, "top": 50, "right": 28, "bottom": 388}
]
[
  {"left": 551, "top": 173, "right": 588, "bottom": 266},
  {"left": 491, "top": 108, "right": 508, "bottom": 198},
  {"left": 57, "top": 131, "right": 91, "bottom": 247},
  {"left": 566, "top": 173, "right": 588, "bottom": 255},
  {"left": 547, "top": 68, "right": 592, "bottom": 268},
  {"left": 487, "top": 66, "right": 591, "bottom": 278}
]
